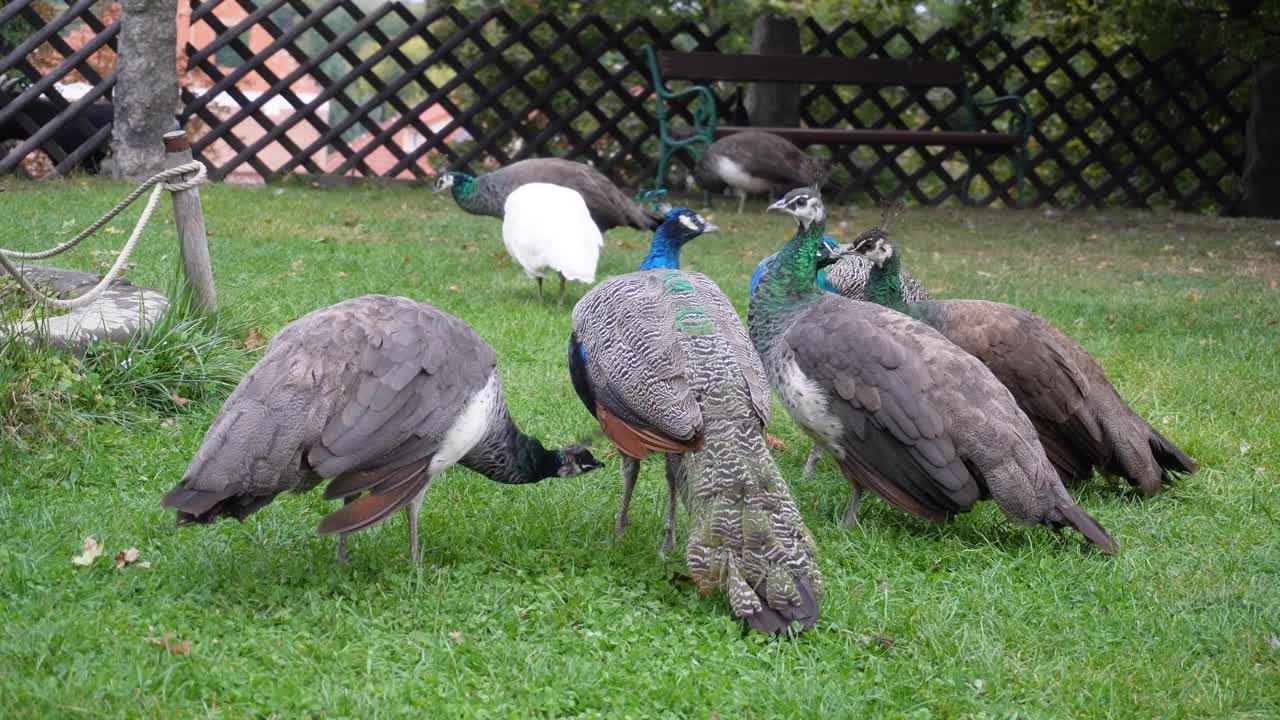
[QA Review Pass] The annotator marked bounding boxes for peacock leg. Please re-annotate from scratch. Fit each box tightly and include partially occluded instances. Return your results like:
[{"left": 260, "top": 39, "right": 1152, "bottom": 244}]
[
  {"left": 616, "top": 455, "right": 639, "bottom": 537},
  {"left": 663, "top": 453, "right": 681, "bottom": 554},
  {"left": 841, "top": 484, "right": 862, "bottom": 528},
  {"left": 558, "top": 272, "right": 566, "bottom": 308},
  {"left": 536, "top": 276, "right": 544, "bottom": 302},
  {"left": 802, "top": 444, "right": 823, "bottom": 479},
  {"left": 407, "top": 491, "right": 427, "bottom": 564},
  {"left": 736, "top": 189, "right": 747, "bottom": 215},
  {"left": 335, "top": 496, "right": 355, "bottom": 565}
]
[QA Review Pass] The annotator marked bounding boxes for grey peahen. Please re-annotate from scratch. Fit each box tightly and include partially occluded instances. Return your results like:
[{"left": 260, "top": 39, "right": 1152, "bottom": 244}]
[
  {"left": 751, "top": 225, "right": 930, "bottom": 479},
  {"left": 839, "top": 230, "right": 1196, "bottom": 496},
  {"left": 432, "top": 158, "right": 660, "bottom": 232},
  {"left": 748, "top": 188, "right": 1117, "bottom": 554},
  {"left": 161, "top": 295, "right": 602, "bottom": 564},
  {"left": 693, "top": 131, "right": 832, "bottom": 215},
  {"left": 568, "top": 209, "right": 821, "bottom": 634}
]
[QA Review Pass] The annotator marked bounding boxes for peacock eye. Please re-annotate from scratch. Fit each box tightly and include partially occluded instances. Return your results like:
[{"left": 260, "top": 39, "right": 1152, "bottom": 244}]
[{"left": 679, "top": 215, "right": 699, "bottom": 231}]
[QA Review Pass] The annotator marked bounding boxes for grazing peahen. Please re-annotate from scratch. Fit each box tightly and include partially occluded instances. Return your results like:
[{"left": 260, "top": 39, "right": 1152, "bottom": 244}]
[
  {"left": 502, "top": 182, "right": 604, "bottom": 307},
  {"left": 569, "top": 209, "right": 821, "bottom": 634},
  {"left": 432, "top": 158, "right": 660, "bottom": 232},
  {"left": 694, "top": 131, "right": 831, "bottom": 215},
  {"left": 161, "top": 295, "right": 602, "bottom": 565},
  {"left": 750, "top": 231, "right": 930, "bottom": 479},
  {"left": 841, "top": 231, "right": 1196, "bottom": 496},
  {"left": 748, "top": 188, "right": 1117, "bottom": 554}
]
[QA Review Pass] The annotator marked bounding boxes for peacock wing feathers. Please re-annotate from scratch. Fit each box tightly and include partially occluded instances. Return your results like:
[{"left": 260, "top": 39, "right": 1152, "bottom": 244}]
[
  {"left": 494, "top": 158, "right": 659, "bottom": 231},
  {"left": 162, "top": 296, "right": 496, "bottom": 535},
  {"left": 572, "top": 272, "right": 705, "bottom": 455},
  {"left": 1040, "top": 318, "right": 1197, "bottom": 494},
  {"left": 922, "top": 299, "right": 1098, "bottom": 484},
  {"left": 573, "top": 270, "right": 821, "bottom": 632},
  {"left": 784, "top": 296, "right": 977, "bottom": 520}
]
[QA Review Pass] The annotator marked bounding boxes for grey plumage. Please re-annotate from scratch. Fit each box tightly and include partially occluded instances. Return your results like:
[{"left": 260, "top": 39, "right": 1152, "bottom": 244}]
[
  {"left": 694, "top": 131, "right": 831, "bottom": 214},
  {"left": 750, "top": 188, "right": 1117, "bottom": 553},
  {"left": 846, "top": 234, "right": 1196, "bottom": 496},
  {"left": 161, "top": 295, "right": 600, "bottom": 564},
  {"left": 433, "top": 158, "right": 660, "bottom": 232},
  {"left": 571, "top": 270, "right": 820, "bottom": 634}
]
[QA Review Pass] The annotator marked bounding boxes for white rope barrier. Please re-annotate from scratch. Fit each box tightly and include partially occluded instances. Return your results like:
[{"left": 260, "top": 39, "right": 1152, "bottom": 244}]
[{"left": 0, "top": 161, "right": 207, "bottom": 311}]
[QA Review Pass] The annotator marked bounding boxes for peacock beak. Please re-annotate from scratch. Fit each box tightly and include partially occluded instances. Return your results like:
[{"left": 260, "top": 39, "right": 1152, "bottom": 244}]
[
  {"left": 765, "top": 198, "right": 789, "bottom": 214},
  {"left": 702, "top": 222, "right": 721, "bottom": 233}
]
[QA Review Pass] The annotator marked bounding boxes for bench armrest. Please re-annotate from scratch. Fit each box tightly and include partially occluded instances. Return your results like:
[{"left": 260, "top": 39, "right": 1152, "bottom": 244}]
[
  {"left": 644, "top": 44, "right": 717, "bottom": 145},
  {"left": 969, "top": 94, "right": 1033, "bottom": 138}
]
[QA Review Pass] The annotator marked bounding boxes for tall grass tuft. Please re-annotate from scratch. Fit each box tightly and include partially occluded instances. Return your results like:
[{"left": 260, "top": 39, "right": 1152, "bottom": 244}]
[{"left": 0, "top": 275, "right": 256, "bottom": 447}]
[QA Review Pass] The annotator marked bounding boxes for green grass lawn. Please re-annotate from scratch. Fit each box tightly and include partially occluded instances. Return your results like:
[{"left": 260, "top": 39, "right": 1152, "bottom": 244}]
[{"left": 1, "top": 176, "right": 1278, "bottom": 718}]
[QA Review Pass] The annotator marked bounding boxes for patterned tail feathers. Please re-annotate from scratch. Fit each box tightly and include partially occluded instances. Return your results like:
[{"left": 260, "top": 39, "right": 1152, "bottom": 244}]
[{"left": 682, "top": 427, "right": 822, "bottom": 635}]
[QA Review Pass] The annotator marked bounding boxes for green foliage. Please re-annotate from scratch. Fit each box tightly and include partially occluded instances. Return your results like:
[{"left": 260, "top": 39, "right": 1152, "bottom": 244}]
[{"left": 1, "top": 178, "right": 1278, "bottom": 717}]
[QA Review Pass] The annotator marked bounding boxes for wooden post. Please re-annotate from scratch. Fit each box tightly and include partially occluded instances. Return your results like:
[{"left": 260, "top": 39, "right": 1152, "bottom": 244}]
[{"left": 163, "top": 129, "right": 217, "bottom": 314}]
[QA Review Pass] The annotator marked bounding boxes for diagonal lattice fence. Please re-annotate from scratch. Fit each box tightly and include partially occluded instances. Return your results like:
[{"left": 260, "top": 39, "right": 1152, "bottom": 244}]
[{"left": 0, "top": 2, "right": 1254, "bottom": 212}]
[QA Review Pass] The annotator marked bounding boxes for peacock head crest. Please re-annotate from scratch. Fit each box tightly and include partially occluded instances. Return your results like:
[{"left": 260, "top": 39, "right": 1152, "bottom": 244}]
[
  {"left": 766, "top": 187, "right": 825, "bottom": 230},
  {"left": 556, "top": 444, "right": 603, "bottom": 477},
  {"left": 659, "top": 208, "right": 719, "bottom": 245},
  {"left": 850, "top": 232, "right": 896, "bottom": 268}
]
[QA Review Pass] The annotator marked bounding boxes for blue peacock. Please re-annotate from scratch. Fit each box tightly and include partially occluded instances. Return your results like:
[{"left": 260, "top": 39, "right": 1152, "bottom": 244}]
[{"left": 567, "top": 207, "right": 822, "bottom": 634}]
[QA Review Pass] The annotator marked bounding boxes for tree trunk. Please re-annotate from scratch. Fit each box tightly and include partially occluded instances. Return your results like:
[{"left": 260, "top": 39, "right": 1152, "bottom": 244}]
[
  {"left": 745, "top": 15, "right": 801, "bottom": 128},
  {"left": 1229, "top": 63, "right": 1280, "bottom": 218},
  {"left": 112, "top": 0, "right": 179, "bottom": 180}
]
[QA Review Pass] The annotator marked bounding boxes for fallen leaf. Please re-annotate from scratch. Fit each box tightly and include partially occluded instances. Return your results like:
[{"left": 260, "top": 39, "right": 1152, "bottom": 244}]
[
  {"left": 448, "top": 631, "right": 464, "bottom": 643},
  {"left": 170, "top": 392, "right": 190, "bottom": 407},
  {"left": 876, "top": 634, "right": 895, "bottom": 649},
  {"left": 493, "top": 251, "right": 508, "bottom": 260},
  {"left": 160, "top": 418, "right": 176, "bottom": 429},
  {"left": 147, "top": 635, "right": 190, "bottom": 656},
  {"left": 447, "top": 284, "right": 462, "bottom": 293},
  {"left": 137, "top": 561, "right": 152, "bottom": 569},
  {"left": 115, "top": 547, "right": 140, "bottom": 569},
  {"left": 244, "top": 327, "right": 267, "bottom": 351},
  {"left": 1268, "top": 633, "right": 1280, "bottom": 651},
  {"left": 461, "top": 242, "right": 478, "bottom": 252},
  {"left": 335, "top": 271, "right": 348, "bottom": 279},
  {"left": 669, "top": 571, "right": 695, "bottom": 585},
  {"left": 1269, "top": 280, "right": 1277, "bottom": 290},
  {"left": 290, "top": 259, "right": 303, "bottom": 270},
  {"left": 765, "top": 433, "right": 785, "bottom": 450},
  {"left": 1086, "top": 233, "right": 1103, "bottom": 241},
  {"left": 72, "top": 536, "right": 104, "bottom": 566},
  {"left": 617, "top": 239, "right": 635, "bottom": 250}
]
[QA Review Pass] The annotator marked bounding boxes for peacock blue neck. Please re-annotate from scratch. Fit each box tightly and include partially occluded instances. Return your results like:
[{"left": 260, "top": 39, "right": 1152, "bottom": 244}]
[
  {"left": 639, "top": 223, "right": 685, "bottom": 270},
  {"left": 864, "top": 251, "right": 907, "bottom": 313}
]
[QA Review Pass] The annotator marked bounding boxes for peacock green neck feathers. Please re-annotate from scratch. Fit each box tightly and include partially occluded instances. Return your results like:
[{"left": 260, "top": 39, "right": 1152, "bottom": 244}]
[
  {"left": 864, "top": 250, "right": 908, "bottom": 313},
  {"left": 751, "top": 218, "right": 827, "bottom": 313},
  {"left": 449, "top": 172, "right": 478, "bottom": 204}
]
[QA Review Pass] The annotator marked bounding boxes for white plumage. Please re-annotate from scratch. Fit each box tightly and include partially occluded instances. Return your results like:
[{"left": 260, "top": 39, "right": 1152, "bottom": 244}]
[{"left": 501, "top": 182, "right": 603, "bottom": 306}]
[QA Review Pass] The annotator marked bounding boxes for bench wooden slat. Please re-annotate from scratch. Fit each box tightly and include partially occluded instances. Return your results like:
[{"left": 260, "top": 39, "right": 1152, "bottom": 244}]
[
  {"left": 715, "top": 126, "right": 1022, "bottom": 147},
  {"left": 656, "top": 51, "right": 965, "bottom": 88}
]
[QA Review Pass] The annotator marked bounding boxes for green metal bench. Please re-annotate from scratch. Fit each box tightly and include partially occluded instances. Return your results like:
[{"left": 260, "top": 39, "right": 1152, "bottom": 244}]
[{"left": 644, "top": 45, "right": 1033, "bottom": 206}]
